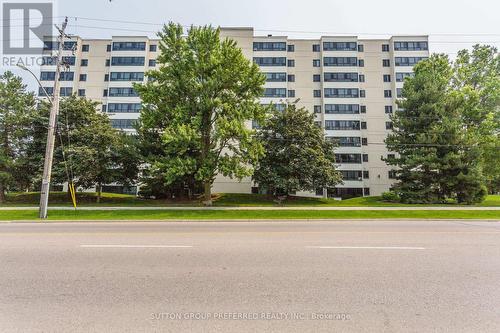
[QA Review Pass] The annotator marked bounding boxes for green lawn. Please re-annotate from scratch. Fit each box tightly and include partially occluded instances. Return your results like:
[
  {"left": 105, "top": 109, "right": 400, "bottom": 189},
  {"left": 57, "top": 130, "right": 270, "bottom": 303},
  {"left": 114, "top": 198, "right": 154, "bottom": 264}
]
[
  {"left": 0, "top": 209, "right": 498, "bottom": 221},
  {"left": 1, "top": 192, "right": 499, "bottom": 207}
]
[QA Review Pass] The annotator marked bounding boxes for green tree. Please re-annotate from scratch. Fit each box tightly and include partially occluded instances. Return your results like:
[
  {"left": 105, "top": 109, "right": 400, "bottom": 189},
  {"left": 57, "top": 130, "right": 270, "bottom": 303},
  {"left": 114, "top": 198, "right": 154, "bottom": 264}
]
[
  {"left": 31, "top": 96, "right": 139, "bottom": 202},
  {"left": 453, "top": 45, "right": 500, "bottom": 194},
  {"left": 135, "top": 23, "right": 266, "bottom": 205},
  {"left": 253, "top": 103, "right": 341, "bottom": 196},
  {"left": 0, "top": 71, "right": 36, "bottom": 202},
  {"left": 386, "top": 53, "right": 492, "bottom": 204}
]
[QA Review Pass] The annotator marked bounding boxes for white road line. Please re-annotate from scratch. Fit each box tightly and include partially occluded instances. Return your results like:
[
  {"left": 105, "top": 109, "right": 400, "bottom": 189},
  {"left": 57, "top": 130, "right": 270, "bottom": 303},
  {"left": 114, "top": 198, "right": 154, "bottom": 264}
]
[
  {"left": 306, "top": 246, "right": 426, "bottom": 250},
  {"left": 80, "top": 245, "right": 193, "bottom": 248}
]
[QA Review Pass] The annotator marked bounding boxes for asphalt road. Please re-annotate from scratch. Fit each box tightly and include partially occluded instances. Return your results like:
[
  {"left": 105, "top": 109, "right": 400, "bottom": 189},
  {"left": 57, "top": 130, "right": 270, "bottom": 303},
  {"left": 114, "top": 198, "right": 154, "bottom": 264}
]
[{"left": 1, "top": 220, "right": 499, "bottom": 333}]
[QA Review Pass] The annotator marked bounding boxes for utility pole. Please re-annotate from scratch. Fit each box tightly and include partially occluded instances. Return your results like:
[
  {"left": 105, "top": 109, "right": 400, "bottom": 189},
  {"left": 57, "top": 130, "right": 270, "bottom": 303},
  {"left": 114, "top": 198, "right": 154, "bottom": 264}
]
[{"left": 39, "top": 17, "right": 68, "bottom": 219}]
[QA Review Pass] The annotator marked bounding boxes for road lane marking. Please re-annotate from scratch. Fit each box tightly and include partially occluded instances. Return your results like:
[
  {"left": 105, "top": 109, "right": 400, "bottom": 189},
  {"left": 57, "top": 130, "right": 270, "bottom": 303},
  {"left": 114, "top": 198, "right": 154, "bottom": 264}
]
[
  {"left": 306, "top": 246, "right": 426, "bottom": 250},
  {"left": 80, "top": 245, "right": 193, "bottom": 248}
]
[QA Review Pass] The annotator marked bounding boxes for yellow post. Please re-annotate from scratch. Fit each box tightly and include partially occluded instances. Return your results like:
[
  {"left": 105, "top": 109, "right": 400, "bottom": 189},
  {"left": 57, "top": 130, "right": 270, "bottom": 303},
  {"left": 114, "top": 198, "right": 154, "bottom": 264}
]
[{"left": 69, "top": 182, "right": 77, "bottom": 209}]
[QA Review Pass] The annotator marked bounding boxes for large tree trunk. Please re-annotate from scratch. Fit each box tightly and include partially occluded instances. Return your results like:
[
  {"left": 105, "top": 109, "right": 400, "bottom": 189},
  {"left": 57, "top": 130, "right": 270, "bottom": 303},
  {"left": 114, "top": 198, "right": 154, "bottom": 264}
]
[
  {"left": 203, "top": 181, "right": 212, "bottom": 206},
  {"left": 0, "top": 183, "right": 5, "bottom": 203},
  {"left": 96, "top": 183, "right": 102, "bottom": 204}
]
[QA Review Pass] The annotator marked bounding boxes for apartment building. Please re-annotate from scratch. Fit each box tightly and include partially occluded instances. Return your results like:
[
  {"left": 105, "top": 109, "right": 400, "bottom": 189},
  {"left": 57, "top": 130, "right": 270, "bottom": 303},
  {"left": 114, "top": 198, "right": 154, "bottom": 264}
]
[{"left": 39, "top": 29, "right": 429, "bottom": 198}]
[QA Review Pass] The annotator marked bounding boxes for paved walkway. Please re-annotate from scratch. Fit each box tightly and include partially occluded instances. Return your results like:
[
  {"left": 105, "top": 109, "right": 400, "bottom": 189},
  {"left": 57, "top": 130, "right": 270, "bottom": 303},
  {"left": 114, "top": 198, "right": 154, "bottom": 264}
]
[{"left": 0, "top": 206, "right": 499, "bottom": 211}]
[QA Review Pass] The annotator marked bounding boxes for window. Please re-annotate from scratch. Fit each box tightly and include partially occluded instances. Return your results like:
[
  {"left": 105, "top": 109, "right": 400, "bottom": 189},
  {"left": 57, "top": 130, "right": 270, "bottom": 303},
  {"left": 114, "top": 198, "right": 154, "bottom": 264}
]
[
  {"left": 78, "top": 89, "right": 86, "bottom": 97},
  {"left": 149, "top": 59, "right": 157, "bottom": 67},
  {"left": 363, "top": 170, "right": 369, "bottom": 178},
  {"left": 358, "top": 44, "right": 364, "bottom": 52},
  {"left": 253, "top": 57, "right": 286, "bottom": 66},
  {"left": 287, "top": 44, "right": 295, "bottom": 52},
  {"left": 104, "top": 74, "right": 109, "bottom": 82},
  {"left": 316, "top": 188, "right": 324, "bottom": 196},
  {"left": 313, "top": 59, "right": 321, "bottom": 67},
  {"left": 335, "top": 154, "right": 362, "bottom": 164},
  {"left": 328, "top": 187, "right": 364, "bottom": 199},
  {"left": 314, "top": 121, "right": 322, "bottom": 128},
  {"left": 263, "top": 88, "right": 287, "bottom": 98},
  {"left": 364, "top": 188, "right": 370, "bottom": 196},
  {"left": 102, "top": 105, "right": 107, "bottom": 113},
  {"left": 313, "top": 90, "right": 322, "bottom": 98},
  {"left": 265, "top": 73, "right": 287, "bottom": 82},
  {"left": 323, "top": 57, "right": 357, "bottom": 67},
  {"left": 312, "top": 44, "right": 321, "bottom": 52},
  {"left": 382, "top": 59, "right": 391, "bottom": 67},
  {"left": 361, "top": 122, "right": 367, "bottom": 130},
  {"left": 341, "top": 170, "right": 363, "bottom": 181},
  {"left": 60, "top": 87, "right": 73, "bottom": 97},
  {"left": 103, "top": 89, "right": 108, "bottom": 97},
  {"left": 386, "top": 121, "right": 394, "bottom": 130},
  {"left": 105, "top": 59, "right": 110, "bottom": 67},
  {"left": 107, "top": 103, "right": 142, "bottom": 113},
  {"left": 42, "top": 56, "right": 76, "bottom": 66},
  {"left": 394, "top": 41, "right": 428, "bottom": 51},
  {"left": 383, "top": 74, "right": 391, "bottom": 82},
  {"left": 40, "top": 71, "right": 56, "bottom": 81},
  {"left": 112, "top": 42, "right": 146, "bottom": 51},
  {"left": 359, "top": 74, "right": 365, "bottom": 82},
  {"left": 79, "top": 74, "right": 87, "bottom": 81},
  {"left": 314, "top": 105, "right": 322, "bottom": 113},
  {"left": 385, "top": 105, "right": 393, "bottom": 114},
  {"left": 325, "top": 120, "right": 361, "bottom": 130},
  {"left": 81, "top": 59, "right": 88, "bottom": 67},
  {"left": 384, "top": 90, "right": 392, "bottom": 98},
  {"left": 82, "top": 44, "right": 89, "bottom": 52},
  {"left": 358, "top": 59, "right": 364, "bottom": 67},
  {"left": 108, "top": 87, "right": 138, "bottom": 97},
  {"left": 313, "top": 74, "right": 321, "bottom": 82},
  {"left": 388, "top": 170, "right": 397, "bottom": 179},
  {"left": 362, "top": 138, "right": 368, "bottom": 146},
  {"left": 110, "top": 72, "right": 145, "bottom": 81},
  {"left": 330, "top": 137, "right": 361, "bottom": 147},
  {"left": 323, "top": 72, "right": 358, "bottom": 82},
  {"left": 59, "top": 72, "right": 74, "bottom": 81},
  {"left": 382, "top": 44, "right": 390, "bottom": 52},
  {"left": 387, "top": 154, "right": 396, "bottom": 160},
  {"left": 150, "top": 44, "right": 157, "bottom": 52},
  {"left": 111, "top": 119, "right": 137, "bottom": 129},
  {"left": 360, "top": 90, "right": 366, "bottom": 98},
  {"left": 111, "top": 57, "right": 145, "bottom": 66},
  {"left": 360, "top": 105, "right": 366, "bottom": 113},
  {"left": 362, "top": 154, "right": 369, "bottom": 162},
  {"left": 325, "top": 104, "right": 359, "bottom": 114},
  {"left": 395, "top": 57, "right": 428, "bottom": 67},
  {"left": 288, "top": 74, "right": 296, "bottom": 82},
  {"left": 323, "top": 42, "right": 357, "bottom": 51},
  {"left": 106, "top": 44, "right": 111, "bottom": 52},
  {"left": 396, "top": 72, "right": 414, "bottom": 82},
  {"left": 288, "top": 90, "right": 296, "bottom": 98},
  {"left": 253, "top": 42, "right": 287, "bottom": 51},
  {"left": 397, "top": 88, "right": 403, "bottom": 98},
  {"left": 287, "top": 59, "right": 295, "bottom": 67},
  {"left": 324, "top": 88, "right": 359, "bottom": 98},
  {"left": 43, "top": 41, "right": 58, "bottom": 51},
  {"left": 39, "top": 87, "right": 53, "bottom": 96}
]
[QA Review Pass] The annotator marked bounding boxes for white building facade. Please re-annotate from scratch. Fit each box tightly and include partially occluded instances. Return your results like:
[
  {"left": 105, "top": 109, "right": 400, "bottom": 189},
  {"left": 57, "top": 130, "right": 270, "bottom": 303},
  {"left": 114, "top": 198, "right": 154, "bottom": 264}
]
[{"left": 39, "top": 29, "right": 429, "bottom": 198}]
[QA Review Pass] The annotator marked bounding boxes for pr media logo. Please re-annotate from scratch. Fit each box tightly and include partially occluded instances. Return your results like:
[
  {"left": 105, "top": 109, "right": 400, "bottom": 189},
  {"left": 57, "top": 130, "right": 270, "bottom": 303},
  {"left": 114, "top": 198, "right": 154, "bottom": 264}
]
[{"left": 2, "top": 1, "right": 53, "bottom": 55}]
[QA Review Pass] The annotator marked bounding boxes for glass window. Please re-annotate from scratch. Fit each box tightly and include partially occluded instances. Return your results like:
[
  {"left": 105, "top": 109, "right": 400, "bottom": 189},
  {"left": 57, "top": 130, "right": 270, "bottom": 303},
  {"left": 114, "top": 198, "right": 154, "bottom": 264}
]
[
  {"left": 385, "top": 106, "right": 393, "bottom": 114},
  {"left": 265, "top": 72, "right": 287, "bottom": 82},
  {"left": 314, "top": 105, "right": 322, "bottom": 113},
  {"left": 78, "top": 89, "right": 86, "bottom": 97},
  {"left": 323, "top": 72, "right": 359, "bottom": 82},
  {"left": 313, "top": 74, "right": 321, "bottom": 82},
  {"left": 81, "top": 59, "right": 88, "bottom": 67},
  {"left": 312, "top": 44, "right": 320, "bottom": 52},
  {"left": 108, "top": 87, "right": 139, "bottom": 97},
  {"left": 82, "top": 44, "right": 90, "bottom": 52},
  {"left": 384, "top": 90, "right": 392, "bottom": 98},
  {"left": 335, "top": 154, "right": 362, "bottom": 164},
  {"left": 324, "top": 88, "right": 359, "bottom": 98},
  {"left": 111, "top": 57, "right": 145, "bottom": 66},
  {"left": 325, "top": 120, "right": 361, "bottom": 130},
  {"left": 324, "top": 104, "right": 360, "bottom": 114},
  {"left": 288, "top": 74, "right": 295, "bottom": 82},
  {"left": 323, "top": 42, "right": 357, "bottom": 51},
  {"left": 383, "top": 59, "right": 391, "bottom": 67},
  {"left": 324, "top": 57, "right": 358, "bottom": 67},
  {"left": 287, "top": 44, "right": 295, "bottom": 52},
  {"left": 395, "top": 57, "right": 428, "bottom": 67},
  {"left": 253, "top": 42, "right": 287, "bottom": 51},
  {"left": 79, "top": 74, "right": 87, "bottom": 81},
  {"left": 112, "top": 42, "right": 146, "bottom": 51},
  {"left": 107, "top": 103, "right": 142, "bottom": 113},
  {"left": 394, "top": 41, "right": 428, "bottom": 51},
  {"left": 313, "top": 59, "right": 321, "bottom": 67},
  {"left": 287, "top": 59, "right": 295, "bottom": 67},
  {"left": 253, "top": 57, "right": 287, "bottom": 66},
  {"left": 313, "top": 90, "right": 322, "bottom": 98},
  {"left": 383, "top": 74, "right": 391, "bottom": 82},
  {"left": 150, "top": 44, "right": 157, "bottom": 52},
  {"left": 288, "top": 90, "right": 295, "bottom": 98},
  {"left": 263, "top": 88, "right": 287, "bottom": 98},
  {"left": 396, "top": 72, "right": 414, "bottom": 82},
  {"left": 330, "top": 137, "right": 361, "bottom": 147},
  {"left": 110, "top": 72, "right": 145, "bottom": 81},
  {"left": 382, "top": 44, "right": 390, "bottom": 52}
]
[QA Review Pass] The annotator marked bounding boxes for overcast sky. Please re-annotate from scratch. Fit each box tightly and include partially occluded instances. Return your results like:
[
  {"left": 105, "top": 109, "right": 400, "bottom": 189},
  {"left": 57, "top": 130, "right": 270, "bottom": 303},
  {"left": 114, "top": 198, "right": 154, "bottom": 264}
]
[{"left": 4, "top": 0, "right": 500, "bottom": 90}]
